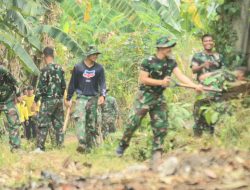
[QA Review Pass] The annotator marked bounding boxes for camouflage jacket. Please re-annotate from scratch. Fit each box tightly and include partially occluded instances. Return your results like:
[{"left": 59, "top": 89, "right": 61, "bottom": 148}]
[
  {"left": 191, "top": 51, "right": 224, "bottom": 81},
  {"left": 140, "top": 55, "right": 177, "bottom": 95},
  {"left": 202, "top": 69, "right": 236, "bottom": 90},
  {"left": 0, "top": 65, "right": 20, "bottom": 103},
  {"left": 34, "top": 63, "right": 66, "bottom": 102},
  {"left": 101, "top": 95, "right": 118, "bottom": 120}
]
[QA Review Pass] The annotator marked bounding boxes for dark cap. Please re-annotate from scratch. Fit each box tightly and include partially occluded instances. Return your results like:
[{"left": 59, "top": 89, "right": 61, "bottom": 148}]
[
  {"left": 156, "top": 36, "right": 177, "bottom": 48},
  {"left": 27, "top": 86, "right": 33, "bottom": 90}
]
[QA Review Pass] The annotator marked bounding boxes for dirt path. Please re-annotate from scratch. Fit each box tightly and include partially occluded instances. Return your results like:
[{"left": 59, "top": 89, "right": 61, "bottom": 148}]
[{"left": 3, "top": 147, "right": 250, "bottom": 190}]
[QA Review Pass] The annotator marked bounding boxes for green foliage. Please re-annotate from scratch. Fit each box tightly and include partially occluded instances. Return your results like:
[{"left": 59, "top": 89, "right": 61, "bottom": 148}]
[
  {"left": 168, "top": 102, "right": 192, "bottom": 129},
  {"left": 0, "top": 31, "right": 40, "bottom": 74},
  {"left": 217, "top": 101, "right": 250, "bottom": 148},
  {"left": 200, "top": 100, "right": 234, "bottom": 125},
  {"left": 35, "top": 25, "right": 85, "bottom": 57},
  {"left": 209, "top": 0, "right": 244, "bottom": 68},
  {"left": 200, "top": 105, "right": 220, "bottom": 125},
  {"left": 59, "top": 0, "right": 184, "bottom": 46},
  {"left": 0, "top": 0, "right": 85, "bottom": 75}
]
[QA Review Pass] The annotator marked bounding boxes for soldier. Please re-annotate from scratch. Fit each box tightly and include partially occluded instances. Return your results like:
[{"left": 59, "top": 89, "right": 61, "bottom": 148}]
[
  {"left": 33, "top": 47, "right": 66, "bottom": 152},
  {"left": 116, "top": 36, "right": 203, "bottom": 170},
  {"left": 0, "top": 62, "right": 21, "bottom": 152},
  {"left": 100, "top": 90, "right": 118, "bottom": 139},
  {"left": 190, "top": 34, "right": 224, "bottom": 136},
  {"left": 191, "top": 34, "right": 224, "bottom": 82},
  {"left": 65, "top": 45, "right": 106, "bottom": 153}
]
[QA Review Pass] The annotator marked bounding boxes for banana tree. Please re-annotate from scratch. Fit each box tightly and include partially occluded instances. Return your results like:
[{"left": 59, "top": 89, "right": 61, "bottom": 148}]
[
  {"left": 60, "top": 0, "right": 183, "bottom": 45},
  {"left": 0, "top": 0, "right": 85, "bottom": 75}
]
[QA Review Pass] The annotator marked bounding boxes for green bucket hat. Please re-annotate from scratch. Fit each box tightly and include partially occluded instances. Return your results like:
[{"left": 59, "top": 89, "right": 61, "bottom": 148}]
[
  {"left": 156, "top": 36, "right": 177, "bottom": 48},
  {"left": 86, "top": 45, "right": 101, "bottom": 57},
  {"left": 27, "top": 85, "right": 34, "bottom": 90}
]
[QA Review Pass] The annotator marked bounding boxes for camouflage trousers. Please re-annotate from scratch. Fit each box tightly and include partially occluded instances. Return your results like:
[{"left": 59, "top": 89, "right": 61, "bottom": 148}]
[
  {"left": 193, "top": 98, "right": 214, "bottom": 136},
  {"left": 97, "top": 109, "right": 116, "bottom": 139},
  {"left": 73, "top": 95, "right": 98, "bottom": 150},
  {"left": 36, "top": 98, "right": 64, "bottom": 150},
  {"left": 102, "top": 118, "right": 116, "bottom": 139},
  {"left": 119, "top": 91, "right": 168, "bottom": 152},
  {"left": 0, "top": 97, "right": 21, "bottom": 150}
]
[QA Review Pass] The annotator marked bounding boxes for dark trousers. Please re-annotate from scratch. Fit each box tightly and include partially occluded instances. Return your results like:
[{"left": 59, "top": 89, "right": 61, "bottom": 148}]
[{"left": 25, "top": 116, "right": 37, "bottom": 140}]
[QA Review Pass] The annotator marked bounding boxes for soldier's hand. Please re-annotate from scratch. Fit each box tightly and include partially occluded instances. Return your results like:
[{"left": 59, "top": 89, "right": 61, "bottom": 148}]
[
  {"left": 203, "top": 61, "right": 211, "bottom": 69},
  {"left": 98, "top": 96, "right": 105, "bottom": 105},
  {"left": 65, "top": 100, "right": 72, "bottom": 108},
  {"left": 210, "top": 61, "right": 219, "bottom": 67},
  {"left": 161, "top": 77, "right": 171, "bottom": 87},
  {"left": 195, "top": 84, "right": 204, "bottom": 93}
]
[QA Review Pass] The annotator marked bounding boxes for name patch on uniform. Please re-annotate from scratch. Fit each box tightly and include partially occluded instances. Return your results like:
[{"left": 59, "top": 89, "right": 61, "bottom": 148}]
[{"left": 83, "top": 70, "right": 95, "bottom": 78}]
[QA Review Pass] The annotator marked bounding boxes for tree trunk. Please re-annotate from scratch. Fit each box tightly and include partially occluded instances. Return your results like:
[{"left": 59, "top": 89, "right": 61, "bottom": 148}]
[{"left": 232, "top": 0, "right": 250, "bottom": 70}]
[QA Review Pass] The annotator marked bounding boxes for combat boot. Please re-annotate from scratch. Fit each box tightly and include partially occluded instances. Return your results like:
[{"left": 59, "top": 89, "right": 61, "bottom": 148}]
[
  {"left": 116, "top": 144, "right": 128, "bottom": 157},
  {"left": 33, "top": 147, "right": 45, "bottom": 153},
  {"left": 193, "top": 124, "right": 203, "bottom": 137},
  {"left": 150, "top": 150, "right": 162, "bottom": 172},
  {"left": 76, "top": 144, "right": 88, "bottom": 154}
]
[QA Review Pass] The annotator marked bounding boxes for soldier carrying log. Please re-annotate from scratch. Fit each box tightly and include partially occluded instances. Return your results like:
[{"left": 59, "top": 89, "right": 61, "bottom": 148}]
[{"left": 116, "top": 36, "right": 203, "bottom": 170}]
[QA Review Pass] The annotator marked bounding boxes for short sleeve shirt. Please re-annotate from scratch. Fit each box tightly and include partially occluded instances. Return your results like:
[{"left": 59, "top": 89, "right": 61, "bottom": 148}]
[
  {"left": 191, "top": 51, "right": 224, "bottom": 80},
  {"left": 139, "top": 55, "right": 177, "bottom": 94}
]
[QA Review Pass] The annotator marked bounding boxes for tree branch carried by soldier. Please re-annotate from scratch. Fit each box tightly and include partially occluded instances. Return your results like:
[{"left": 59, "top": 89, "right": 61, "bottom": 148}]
[{"left": 116, "top": 36, "right": 203, "bottom": 171}]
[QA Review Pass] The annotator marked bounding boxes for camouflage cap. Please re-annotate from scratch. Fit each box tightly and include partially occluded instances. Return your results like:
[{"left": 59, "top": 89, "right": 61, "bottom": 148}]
[
  {"left": 156, "top": 36, "right": 176, "bottom": 48},
  {"left": 27, "top": 86, "right": 33, "bottom": 90},
  {"left": 86, "top": 45, "right": 101, "bottom": 57}
]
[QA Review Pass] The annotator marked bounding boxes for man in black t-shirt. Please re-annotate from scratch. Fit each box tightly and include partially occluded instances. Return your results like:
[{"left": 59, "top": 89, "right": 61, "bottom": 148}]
[{"left": 66, "top": 46, "right": 106, "bottom": 153}]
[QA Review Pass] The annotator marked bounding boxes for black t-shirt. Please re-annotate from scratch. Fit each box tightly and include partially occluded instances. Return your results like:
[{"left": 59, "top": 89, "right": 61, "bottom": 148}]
[{"left": 67, "top": 62, "right": 106, "bottom": 100}]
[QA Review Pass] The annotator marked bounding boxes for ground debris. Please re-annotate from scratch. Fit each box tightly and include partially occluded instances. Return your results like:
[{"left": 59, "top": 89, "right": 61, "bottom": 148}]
[{"left": 4, "top": 148, "right": 250, "bottom": 190}]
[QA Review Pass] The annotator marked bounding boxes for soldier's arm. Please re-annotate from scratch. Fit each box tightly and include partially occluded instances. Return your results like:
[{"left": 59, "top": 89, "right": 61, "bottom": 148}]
[
  {"left": 139, "top": 58, "right": 170, "bottom": 87},
  {"left": 198, "top": 72, "right": 214, "bottom": 81},
  {"left": 99, "top": 66, "right": 106, "bottom": 97},
  {"left": 191, "top": 55, "right": 208, "bottom": 73},
  {"left": 173, "top": 67, "right": 202, "bottom": 90},
  {"left": 191, "top": 63, "right": 206, "bottom": 73},
  {"left": 198, "top": 70, "right": 222, "bottom": 81},
  {"left": 66, "top": 67, "right": 77, "bottom": 101},
  {"left": 139, "top": 70, "right": 169, "bottom": 87},
  {"left": 60, "top": 68, "right": 66, "bottom": 96},
  {"left": 34, "top": 70, "right": 47, "bottom": 103}
]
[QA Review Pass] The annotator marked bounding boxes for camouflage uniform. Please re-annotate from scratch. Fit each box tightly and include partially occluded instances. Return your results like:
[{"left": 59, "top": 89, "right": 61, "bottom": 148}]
[
  {"left": 191, "top": 52, "right": 224, "bottom": 136},
  {"left": 191, "top": 51, "right": 224, "bottom": 81},
  {"left": 99, "top": 95, "right": 118, "bottom": 138},
  {"left": 35, "top": 63, "right": 66, "bottom": 150},
  {"left": 0, "top": 65, "right": 21, "bottom": 150},
  {"left": 119, "top": 55, "right": 177, "bottom": 152},
  {"left": 74, "top": 96, "right": 98, "bottom": 149}
]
